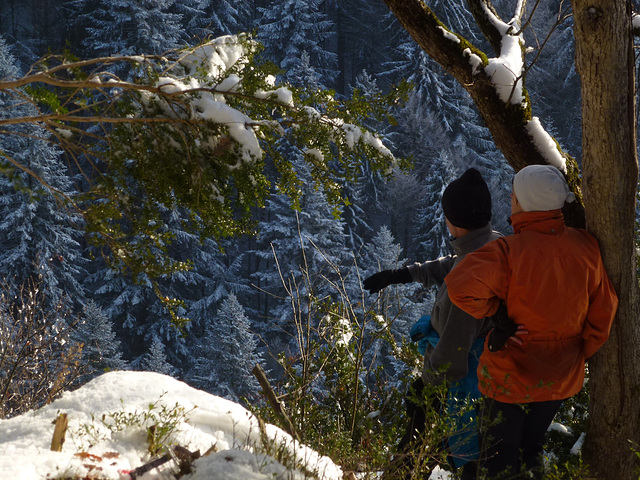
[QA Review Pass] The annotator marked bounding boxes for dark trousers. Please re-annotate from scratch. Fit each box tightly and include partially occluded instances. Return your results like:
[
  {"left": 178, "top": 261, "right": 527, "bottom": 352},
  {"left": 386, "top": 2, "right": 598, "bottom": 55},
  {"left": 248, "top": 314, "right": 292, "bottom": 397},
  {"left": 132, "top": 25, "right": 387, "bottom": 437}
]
[
  {"left": 478, "top": 397, "right": 563, "bottom": 479},
  {"left": 391, "top": 378, "right": 478, "bottom": 479}
]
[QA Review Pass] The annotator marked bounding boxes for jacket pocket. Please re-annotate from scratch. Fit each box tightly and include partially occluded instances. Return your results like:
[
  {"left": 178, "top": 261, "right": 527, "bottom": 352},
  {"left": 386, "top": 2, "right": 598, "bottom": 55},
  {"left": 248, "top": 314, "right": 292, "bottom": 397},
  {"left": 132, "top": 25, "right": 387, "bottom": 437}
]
[{"left": 514, "top": 335, "right": 584, "bottom": 385}]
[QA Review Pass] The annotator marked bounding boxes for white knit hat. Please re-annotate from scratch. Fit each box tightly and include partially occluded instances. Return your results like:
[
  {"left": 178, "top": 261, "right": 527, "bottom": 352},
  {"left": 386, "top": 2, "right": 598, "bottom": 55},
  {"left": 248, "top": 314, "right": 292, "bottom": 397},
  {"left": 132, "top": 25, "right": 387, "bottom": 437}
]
[{"left": 513, "top": 165, "right": 576, "bottom": 212}]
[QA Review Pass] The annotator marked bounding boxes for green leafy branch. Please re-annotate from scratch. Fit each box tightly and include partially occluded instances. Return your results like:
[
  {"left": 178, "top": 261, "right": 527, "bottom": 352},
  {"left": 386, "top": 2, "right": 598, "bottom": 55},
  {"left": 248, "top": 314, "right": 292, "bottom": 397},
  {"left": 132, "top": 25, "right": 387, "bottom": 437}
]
[{"left": 0, "top": 33, "right": 408, "bottom": 327}]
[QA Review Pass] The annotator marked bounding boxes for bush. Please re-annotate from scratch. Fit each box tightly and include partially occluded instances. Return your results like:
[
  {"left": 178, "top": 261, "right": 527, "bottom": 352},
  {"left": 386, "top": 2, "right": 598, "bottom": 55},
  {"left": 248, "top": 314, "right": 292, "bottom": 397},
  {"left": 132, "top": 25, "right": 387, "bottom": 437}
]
[
  {"left": 248, "top": 249, "right": 454, "bottom": 477},
  {"left": 0, "top": 276, "right": 84, "bottom": 418}
]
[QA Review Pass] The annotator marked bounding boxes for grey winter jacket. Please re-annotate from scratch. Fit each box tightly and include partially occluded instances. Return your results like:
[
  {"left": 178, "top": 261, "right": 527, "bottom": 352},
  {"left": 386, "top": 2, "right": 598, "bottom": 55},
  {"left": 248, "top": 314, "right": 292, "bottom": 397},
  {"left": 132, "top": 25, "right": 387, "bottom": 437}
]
[{"left": 407, "top": 223, "right": 501, "bottom": 386}]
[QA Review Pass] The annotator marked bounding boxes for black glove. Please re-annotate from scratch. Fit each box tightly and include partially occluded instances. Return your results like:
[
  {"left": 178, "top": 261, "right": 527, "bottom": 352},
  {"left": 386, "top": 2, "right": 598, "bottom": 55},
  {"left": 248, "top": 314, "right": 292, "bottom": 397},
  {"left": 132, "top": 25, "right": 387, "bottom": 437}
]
[
  {"left": 487, "top": 302, "right": 519, "bottom": 352},
  {"left": 363, "top": 268, "right": 412, "bottom": 294}
]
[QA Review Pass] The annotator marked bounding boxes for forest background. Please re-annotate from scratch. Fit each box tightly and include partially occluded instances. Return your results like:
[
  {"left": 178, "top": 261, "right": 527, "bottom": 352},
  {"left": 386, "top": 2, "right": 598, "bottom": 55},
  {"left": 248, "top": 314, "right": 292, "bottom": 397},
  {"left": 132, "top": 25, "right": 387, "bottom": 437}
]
[{"left": 0, "top": 0, "right": 591, "bottom": 422}]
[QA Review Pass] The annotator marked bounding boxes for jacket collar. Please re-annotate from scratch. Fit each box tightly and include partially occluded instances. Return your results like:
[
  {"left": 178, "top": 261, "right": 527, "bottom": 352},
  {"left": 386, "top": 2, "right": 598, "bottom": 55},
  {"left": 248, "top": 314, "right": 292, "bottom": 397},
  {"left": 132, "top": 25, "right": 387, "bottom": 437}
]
[
  {"left": 450, "top": 223, "right": 495, "bottom": 257},
  {"left": 509, "top": 209, "right": 565, "bottom": 235}
]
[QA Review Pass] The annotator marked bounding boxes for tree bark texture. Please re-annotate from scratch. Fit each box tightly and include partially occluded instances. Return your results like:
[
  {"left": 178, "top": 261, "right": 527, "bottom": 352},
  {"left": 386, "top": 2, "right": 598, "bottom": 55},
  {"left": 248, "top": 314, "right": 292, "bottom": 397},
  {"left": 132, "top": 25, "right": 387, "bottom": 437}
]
[{"left": 572, "top": 1, "right": 640, "bottom": 478}]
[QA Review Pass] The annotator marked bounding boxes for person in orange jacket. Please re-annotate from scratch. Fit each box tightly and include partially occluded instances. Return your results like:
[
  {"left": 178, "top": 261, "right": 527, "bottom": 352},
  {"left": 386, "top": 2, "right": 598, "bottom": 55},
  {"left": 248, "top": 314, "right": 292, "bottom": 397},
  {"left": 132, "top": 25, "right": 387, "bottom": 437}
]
[{"left": 444, "top": 164, "right": 618, "bottom": 479}]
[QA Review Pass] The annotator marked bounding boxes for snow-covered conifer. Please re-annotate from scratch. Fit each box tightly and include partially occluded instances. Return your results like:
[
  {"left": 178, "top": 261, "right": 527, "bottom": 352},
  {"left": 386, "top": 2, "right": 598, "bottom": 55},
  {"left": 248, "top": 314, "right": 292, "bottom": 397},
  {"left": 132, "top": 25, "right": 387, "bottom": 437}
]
[
  {"left": 190, "top": 293, "right": 261, "bottom": 402},
  {"left": 71, "top": 0, "right": 185, "bottom": 73},
  {"left": 251, "top": 157, "right": 349, "bottom": 340},
  {"left": 411, "top": 150, "right": 457, "bottom": 261},
  {"left": 74, "top": 300, "right": 128, "bottom": 383},
  {"left": 142, "top": 336, "right": 177, "bottom": 376},
  {"left": 340, "top": 71, "right": 391, "bottom": 252},
  {"left": 257, "top": 0, "right": 337, "bottom": 86},
  {"left": 0, "top": 36, "right": 86, "bottom": 311},
  {"left": 329, "top": 0, "right": 395, "bottom": 93},
  {"left": 359, "top": 226, "right": 425, "bottom": 382},
  {"left": 194, "top": 0, "right": 251, "bottom": 37}
]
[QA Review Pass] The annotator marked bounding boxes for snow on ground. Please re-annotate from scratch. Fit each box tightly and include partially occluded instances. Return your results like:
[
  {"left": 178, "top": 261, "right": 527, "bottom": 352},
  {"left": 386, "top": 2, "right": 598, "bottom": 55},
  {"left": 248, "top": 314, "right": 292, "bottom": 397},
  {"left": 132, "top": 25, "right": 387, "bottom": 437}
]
[
  {"left": 0, "top": 371, "right": 342, "bottom": 480},
  {"left": 0, "top": 370, "right": 575, "bottom": 480}
]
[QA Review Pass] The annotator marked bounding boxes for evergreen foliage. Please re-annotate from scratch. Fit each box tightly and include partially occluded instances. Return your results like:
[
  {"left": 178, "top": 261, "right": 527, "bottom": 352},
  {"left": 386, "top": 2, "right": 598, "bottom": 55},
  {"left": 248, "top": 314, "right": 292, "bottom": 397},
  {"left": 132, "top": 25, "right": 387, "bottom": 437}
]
[
  {"left": 76, "top": 0, "right": 185, "bottom": 60},
  {"left": 0, "top": 4, "right": 598, "bottom": 474},
  {"left": 0, "top": 36, "right": 86, "bottom": 311},
  {"left": 412, "top": 150, "right": 457, "bottom": 261},
  {"left": 142, "top": 335, "right": 178, "bottom": 376},
  {"left": 196, "top": 0, "right": 252, "bottom": 37},
  {"left": 250, "top": 157, "right": 350, "bottom": 348},
  {"left": 330, "top": 0, "right": 397, "bottom": 94},
  {"left": 190, "top": 293, "right": 261, "bottom": 402},
  {"left": 2, "top": 34, "right": 402, "bottom": 306},
  {"left": 257, "top": 0, "right": 337, "bottom": 87},
  {"left": 74, "top": 300, "right": 127, "bottom": 383},
  {"left": 521, "top": 1, "right": 581, "bottom": 157},
  {"left": 358, "top": 226, "right": 426, "bottom": 379},
  {"left": 340, "top": 71, "right": 397, "bottom": 253}
]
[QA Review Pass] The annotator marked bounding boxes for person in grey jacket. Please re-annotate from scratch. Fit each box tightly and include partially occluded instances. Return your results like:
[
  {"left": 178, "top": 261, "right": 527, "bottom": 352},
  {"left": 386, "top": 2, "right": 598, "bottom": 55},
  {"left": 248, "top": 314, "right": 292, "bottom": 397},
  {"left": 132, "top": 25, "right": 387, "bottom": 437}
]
[{"left": 364, "top": 168, "right": 502, "bottom": 480}]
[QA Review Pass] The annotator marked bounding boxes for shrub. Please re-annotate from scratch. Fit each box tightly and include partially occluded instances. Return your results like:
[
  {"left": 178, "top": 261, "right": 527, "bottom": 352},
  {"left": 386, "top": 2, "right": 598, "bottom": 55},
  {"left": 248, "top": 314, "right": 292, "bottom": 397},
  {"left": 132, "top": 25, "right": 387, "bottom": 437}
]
[{"left": 0, "top": 276, "right": 84, "bottom": 418}]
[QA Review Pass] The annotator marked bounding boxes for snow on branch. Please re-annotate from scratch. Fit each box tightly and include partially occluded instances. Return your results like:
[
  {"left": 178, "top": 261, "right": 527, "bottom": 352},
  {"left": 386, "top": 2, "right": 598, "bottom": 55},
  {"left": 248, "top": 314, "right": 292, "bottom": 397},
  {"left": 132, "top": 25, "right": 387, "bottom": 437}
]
[
  {"left": 385, "top": 0, "right": 574, "bottom": 175},
  {"left": 525, "top": 117, "right": 566, "bottom": 172},
  {"left": 483, "top": 33, "right": 525, "bottom": 105},
  {"left": 1, "top": 35, "right": 395, "bottom": 168},
  {"left": 0, "top": 33, "right": 402, "bottom": 305}
]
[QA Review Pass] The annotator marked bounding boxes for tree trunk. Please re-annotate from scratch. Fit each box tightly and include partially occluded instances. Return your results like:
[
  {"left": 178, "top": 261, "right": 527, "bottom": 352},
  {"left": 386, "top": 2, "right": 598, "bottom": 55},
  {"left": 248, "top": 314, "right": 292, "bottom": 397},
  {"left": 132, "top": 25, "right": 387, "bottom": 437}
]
[
  {"left": 383, "top": 0, "right": 640, "bottom": 476},
  {"left": 572, "top": 1, "right": 640, "bottom": 478}
]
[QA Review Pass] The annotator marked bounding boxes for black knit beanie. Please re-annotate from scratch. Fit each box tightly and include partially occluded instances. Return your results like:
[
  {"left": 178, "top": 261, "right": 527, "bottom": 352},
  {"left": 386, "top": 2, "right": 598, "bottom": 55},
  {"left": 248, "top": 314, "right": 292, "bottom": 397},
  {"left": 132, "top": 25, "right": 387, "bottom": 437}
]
[{"left": 441, "top": 168, "right": 492, "bottom": 229}]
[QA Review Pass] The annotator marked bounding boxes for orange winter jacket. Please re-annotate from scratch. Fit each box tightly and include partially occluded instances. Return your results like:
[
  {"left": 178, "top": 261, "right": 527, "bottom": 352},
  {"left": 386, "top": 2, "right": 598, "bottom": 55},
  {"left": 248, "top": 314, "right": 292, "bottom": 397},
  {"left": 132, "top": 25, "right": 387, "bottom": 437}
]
[{"left": 444, "top": 210, "right": 618, "bottom": 403}]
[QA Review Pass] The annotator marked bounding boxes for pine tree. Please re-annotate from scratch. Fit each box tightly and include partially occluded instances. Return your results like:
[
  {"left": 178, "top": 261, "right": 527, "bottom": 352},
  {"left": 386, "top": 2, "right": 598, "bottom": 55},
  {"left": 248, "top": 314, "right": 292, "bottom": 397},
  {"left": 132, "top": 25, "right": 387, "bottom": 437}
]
[
  {"left": 361, "top": 225, "right": 404, "bottom": 275},
  {"left": 381, "top": 1, "right": 509, "bottom": 234},
  {"left": 69, "top": 0, "right": 186, "bottom": 67},
  {"left": 251, "top": 158, "right": 349, "bottom": 343},
  {"left": 257, "top": 0, "right": 337, "bottom": 87},
  {"left": 385, "top": 169, "right": 426, "bottom": 260},
  {"left": 384, "top": 86, "right": 452, "bottom": 261},
  {"left": 166, "top": 208, "right": 249, "bottom": 322},
  {"left": 84, "top": 205, "right": 249, "bottom": 374},
  {"left": 142, "top": 335, "right": 177, "bottom": 376},
  {"left": 190, "top": 293, "right": 261, "bottom": 401},
  {"left": 167, "top": 0, "right": 208, "bottom": 42},
  {"left": 523, "top": 0, "right": 581, "bottom": 157},
  {"left": 359, "top": 226, "right": 425, "bottom": 382},
  {"left": 340, "top": 163, "right": 378, "bottom": 254},
  {"left": 340, "top": 70, "right": 394, "bottom": 252},
  {"left": 195, "top": 0, "right": 252, "bottom": 37},
  {"left": 330, "top": 0, "right": 397, "bottom": 94},
  {"left": 0, "top": 0, "right": 68, "bottom": 68},
  {"left": 186, "top": 240, "right": 249, "bottom": 334},
  {"left": 0, "top": 35, "right": 86, "bottom": 311},
  {"left": 74, "top": 300, "right": 127, "bottom": 383},
  {"left": 412, "top": 150, "right": 457, "bottom": 261},
  {"left": 87, "top": 260, "right": 194, "bottom": 370}
]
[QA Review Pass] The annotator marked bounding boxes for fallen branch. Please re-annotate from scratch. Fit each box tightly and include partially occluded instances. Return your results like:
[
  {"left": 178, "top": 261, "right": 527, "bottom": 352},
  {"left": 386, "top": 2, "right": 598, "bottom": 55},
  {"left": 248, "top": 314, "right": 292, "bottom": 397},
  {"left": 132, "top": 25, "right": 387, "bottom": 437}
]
[
  {"left": 50, "top": 413, "right": 68, "bottom": 452},
  {"left": 252, "top": 363, "right": 300, "bottom": 442},
  {"left": 128, "top": 445, "right": 200, "bottom": 479}
]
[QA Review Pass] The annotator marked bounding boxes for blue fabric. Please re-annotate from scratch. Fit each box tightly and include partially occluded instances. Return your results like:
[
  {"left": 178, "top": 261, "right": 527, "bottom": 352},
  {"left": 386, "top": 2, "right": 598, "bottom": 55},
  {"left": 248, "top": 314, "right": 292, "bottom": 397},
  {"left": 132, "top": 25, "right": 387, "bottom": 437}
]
[
  {"left": 446, "top": 336, "right": 483, "bottom": 468},
  {"left": 409, "top": 315, "right": 433, "bottom": 355},
  {"left": 409, "top": 316, "right": 484, "bottom": 468}
]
